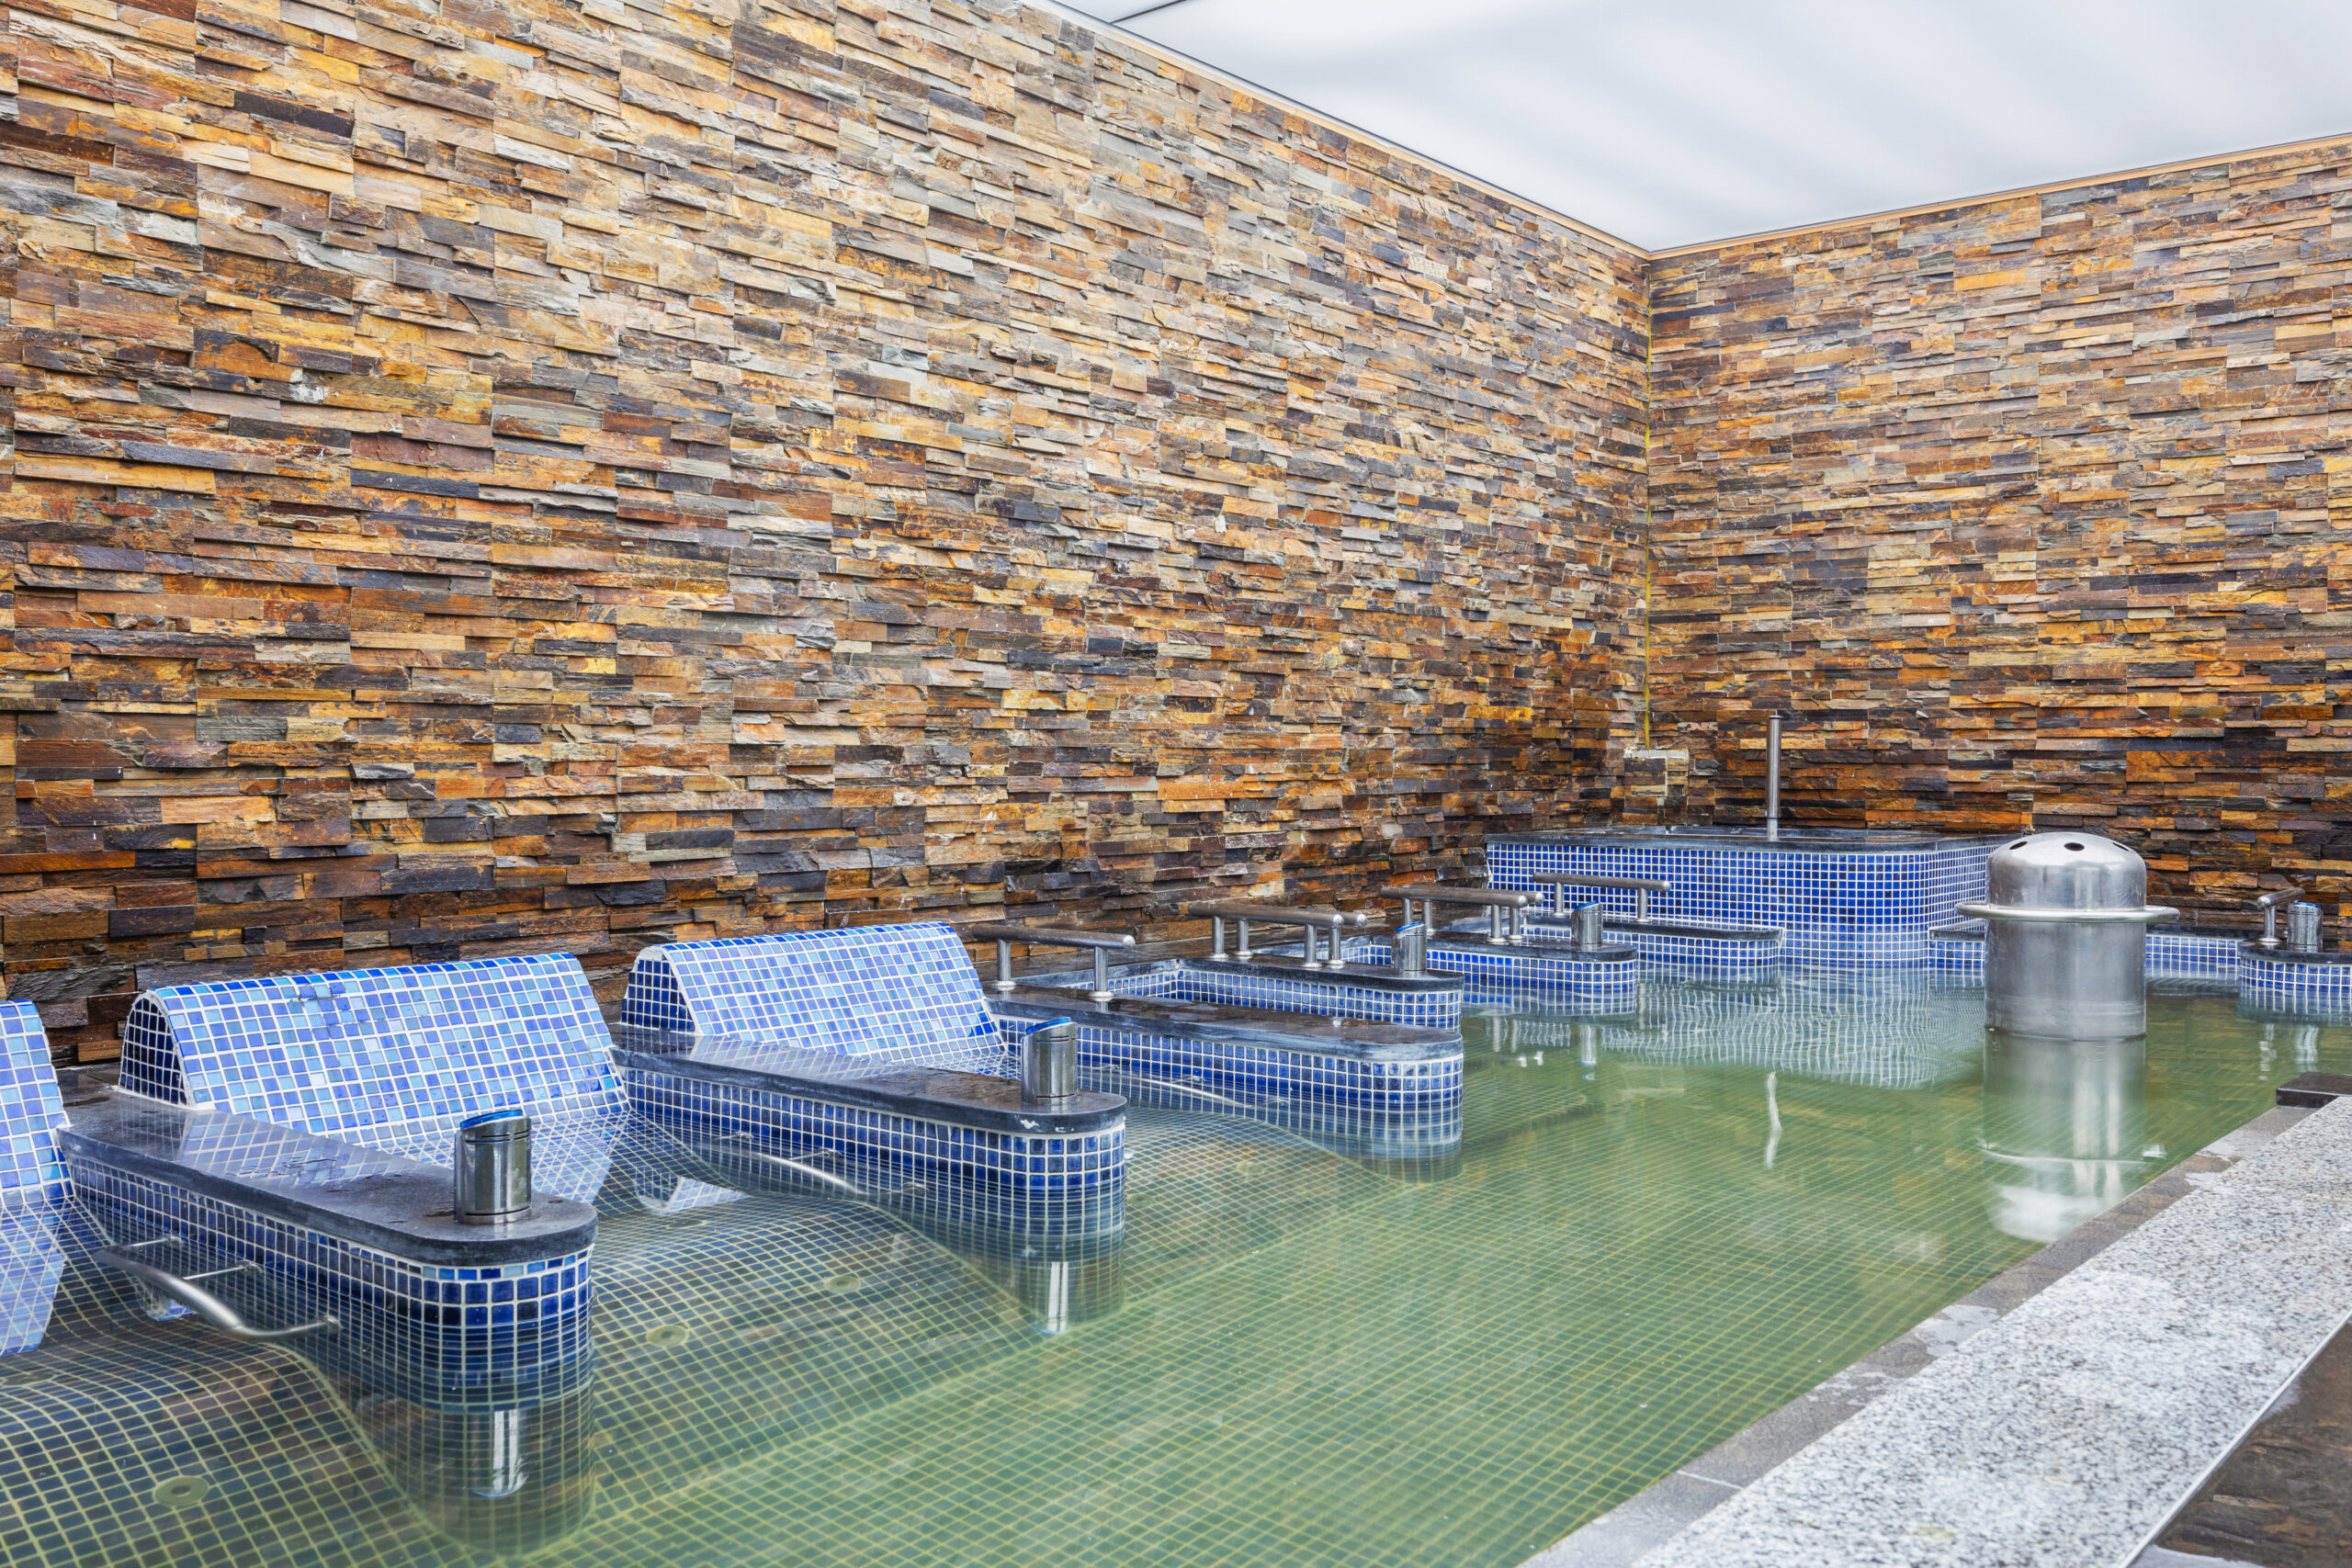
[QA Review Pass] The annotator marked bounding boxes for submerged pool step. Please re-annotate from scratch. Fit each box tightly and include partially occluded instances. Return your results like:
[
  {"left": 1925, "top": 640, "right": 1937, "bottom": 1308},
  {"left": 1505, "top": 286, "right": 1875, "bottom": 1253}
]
[
  {"left": 1346, "top": 933, "right": 1644, "bottom": 1009},
  {"left": 1025, "top": 952, "right": 1466, "bottom": 1029},
  {"left": 987, "top": 984, "right": 1460, "bottom": 1099}
]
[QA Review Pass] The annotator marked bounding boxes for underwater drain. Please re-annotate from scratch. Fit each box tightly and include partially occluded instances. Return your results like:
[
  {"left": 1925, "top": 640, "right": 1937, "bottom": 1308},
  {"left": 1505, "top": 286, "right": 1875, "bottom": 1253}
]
[
  {"left": 644, "top": 1324, "right": 693, "bottom": 1348},
  {"left": 152, "top": 1476, "right": 209, "bottom": 1510}
]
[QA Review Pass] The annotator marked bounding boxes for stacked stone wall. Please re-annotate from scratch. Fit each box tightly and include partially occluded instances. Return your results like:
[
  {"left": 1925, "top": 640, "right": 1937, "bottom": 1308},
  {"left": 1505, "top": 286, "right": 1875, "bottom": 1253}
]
[
  {"left": 0, "top": 0, "right": 1647, "bottom": 1055},
  {"left": 1649, "top": 143, "right": 2352, "bottom": 919}
]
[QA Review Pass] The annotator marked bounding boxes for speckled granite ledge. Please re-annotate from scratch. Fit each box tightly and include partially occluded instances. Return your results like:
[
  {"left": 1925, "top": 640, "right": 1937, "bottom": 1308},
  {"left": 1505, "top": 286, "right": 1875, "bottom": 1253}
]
[{"left": 1527, "top": 1105, "right": 2326, "bottom": 1568}]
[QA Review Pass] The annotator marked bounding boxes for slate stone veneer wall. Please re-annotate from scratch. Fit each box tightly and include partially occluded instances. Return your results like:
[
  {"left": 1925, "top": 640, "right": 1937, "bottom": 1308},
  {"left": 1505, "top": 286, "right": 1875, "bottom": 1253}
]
[
  {"left": 1647, "top": 141, "right": 2352, "bottom": 918},
  {"left": 0, "top": 0, "right": 1649, "bottom": 1055}
]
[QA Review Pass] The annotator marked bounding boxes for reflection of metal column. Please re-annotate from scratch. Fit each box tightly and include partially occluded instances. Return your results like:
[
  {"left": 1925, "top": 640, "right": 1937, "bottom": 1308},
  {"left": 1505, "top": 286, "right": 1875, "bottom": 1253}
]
[
  {"left": 470, "top": 1406, "right": 529, "bottom": 1499},
  {"left": 1980, "top": 1031, "right": 2147, "bottom": 1243}
]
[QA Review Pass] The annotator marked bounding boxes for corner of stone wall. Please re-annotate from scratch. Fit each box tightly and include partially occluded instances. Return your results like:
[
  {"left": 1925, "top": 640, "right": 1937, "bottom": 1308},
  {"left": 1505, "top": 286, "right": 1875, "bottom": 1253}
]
[{"left": 1613, "top": 748, "right": 1690, "bottom": 824}]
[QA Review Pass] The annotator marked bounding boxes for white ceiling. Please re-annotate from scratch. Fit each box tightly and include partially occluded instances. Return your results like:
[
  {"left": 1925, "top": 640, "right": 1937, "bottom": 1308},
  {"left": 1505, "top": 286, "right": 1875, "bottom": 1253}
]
[{"left": 1047, "top": 0, "right": 2352, "bottom": 251}]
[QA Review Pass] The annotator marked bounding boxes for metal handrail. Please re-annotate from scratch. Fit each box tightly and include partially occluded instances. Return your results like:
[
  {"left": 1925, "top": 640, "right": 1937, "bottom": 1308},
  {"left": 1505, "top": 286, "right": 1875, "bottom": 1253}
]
[
  {"left": 1389, "top": 885, "right": 1538, "bottom": 946},
  {"left": 1187, "top": 901, "right": 1369, "bottom": 969},
  {"left": 98, "top": 1242, "right": 337, "bottom": 1342},
  {"left": 966, "top": 923, "right": 1139, "bottom": 1001},
  {"left": 1526, "top": 873, "right": 1673, "bottom": 921},
  {"left": 2253, "top": 887, "right": 2308, "bottom": 949}
]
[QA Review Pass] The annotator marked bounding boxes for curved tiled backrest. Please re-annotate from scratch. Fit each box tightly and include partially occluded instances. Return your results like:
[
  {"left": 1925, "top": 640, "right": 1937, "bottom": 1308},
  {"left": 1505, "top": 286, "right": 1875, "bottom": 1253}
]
[
  {"left": 120, "top": 954, "right": 621, "bottom": 1138},
  {"left": 0, "top": 1001, "right": 66, "bottom": 1206},
  {"left": 621, "top": 923, "right": 1001, "bottom": 1058}
]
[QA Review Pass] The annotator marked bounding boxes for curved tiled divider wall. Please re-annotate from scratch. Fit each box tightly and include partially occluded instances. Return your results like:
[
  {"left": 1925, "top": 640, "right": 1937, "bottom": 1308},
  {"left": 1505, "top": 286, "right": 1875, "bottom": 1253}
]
[
  {"left": 121, "top": 953, "right": 619, "bottom": 1139},
  {"left": 621, "top": 924, "right": 1007, "bottom": 1061},
  {"left": 619, "top": 925, "right": 1124, "bottom": 1221},
  {"left": 0, "top": 1000, "right": 67, "bottom": 1206},
  {"left": 0, "top": 1000, "right": 74, "bottom": 1357}
]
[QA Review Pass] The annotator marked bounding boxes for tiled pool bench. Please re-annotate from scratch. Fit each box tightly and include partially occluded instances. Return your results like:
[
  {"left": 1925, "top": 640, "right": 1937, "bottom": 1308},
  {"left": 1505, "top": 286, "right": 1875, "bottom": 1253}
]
[
  {"left": 620, "top": 924, "right": 1127, "bottom": 1232},
  {"left": 98, "top": 954, "right": 614, "bottom": 1352}
]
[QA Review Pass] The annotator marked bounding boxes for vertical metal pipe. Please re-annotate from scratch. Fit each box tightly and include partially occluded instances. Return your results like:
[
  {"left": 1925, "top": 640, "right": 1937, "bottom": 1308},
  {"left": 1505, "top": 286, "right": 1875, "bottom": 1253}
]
[
  {"left": 1766, "top": 714, "right": 1781, "bottom": 840},
  {"left": 1487, "top": 906, "right": 1506, "bottom": 946},
  {"left": 1091, "top": 948, "right": 1112, "bottom": 1002},
  {"left": 1636, "top": 887, "right": 1651, "bottom": 922},
  {"left": 995, "top": 940, "right": 1016, "bottom": 992},
  {"left": 1209, "top": 916, "right": 1228, "bottom": 962},
  {"left": 1237, "top": 919, "right": 1253, "bottom": 963}
]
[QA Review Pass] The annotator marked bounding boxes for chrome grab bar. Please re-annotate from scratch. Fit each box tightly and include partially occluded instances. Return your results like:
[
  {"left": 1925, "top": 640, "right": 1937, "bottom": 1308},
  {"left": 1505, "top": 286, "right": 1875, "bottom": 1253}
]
[
  {"left": 1526, "top": 873, "right": 1673, "bottom": 921},
  {"left": 1187, "top": 902, "right": 1368, "bottom": 969},
  {"left": 966, "top": 923, "right": 1139, "bottom": 1002},
  {"left": 97, "top": 1241, "right": 337, "bottom": 1342},
  {"left": 1390, "top": 885, "right": 1538, "bottom": 946},
  {"left": 2253, "top": 887, "right": 2307, "bottom": 949}
]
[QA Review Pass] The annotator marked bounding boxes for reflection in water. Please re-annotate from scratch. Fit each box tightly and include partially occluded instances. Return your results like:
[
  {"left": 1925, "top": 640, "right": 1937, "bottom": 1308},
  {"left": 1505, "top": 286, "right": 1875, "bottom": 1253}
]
[
  {"left": 363, "top": 1379, "right": 599, "bottom": 1554},
  {"left": 1980, "top": 1030, "right": 2148, "bottom": 1243},
  {"left": 902, "top": 1203, "right": 1128, "bottom": 1336}
]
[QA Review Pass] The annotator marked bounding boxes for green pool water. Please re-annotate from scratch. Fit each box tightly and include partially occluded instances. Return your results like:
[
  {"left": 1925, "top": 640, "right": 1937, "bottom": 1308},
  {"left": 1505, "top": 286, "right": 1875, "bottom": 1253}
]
[{"left": 19, "top": 976, "right": 2348, "bottom": 1566}]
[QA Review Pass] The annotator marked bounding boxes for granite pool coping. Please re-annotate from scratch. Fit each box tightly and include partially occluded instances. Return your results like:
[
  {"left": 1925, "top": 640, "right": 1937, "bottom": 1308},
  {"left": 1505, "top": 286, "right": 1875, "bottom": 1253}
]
[{"left": 1528, "top": 1100, "right": 2342, "bottom": 1568}]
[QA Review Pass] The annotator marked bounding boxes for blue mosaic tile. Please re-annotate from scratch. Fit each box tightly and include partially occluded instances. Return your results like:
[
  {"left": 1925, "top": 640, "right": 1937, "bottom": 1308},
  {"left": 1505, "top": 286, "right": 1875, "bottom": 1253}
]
[
  {"left": 74, "top": 1155, "right": 594, "bottom": 1390},
  {"left": 623, "top": 925, "right": 1002, "bottom": 1060},
  {"left": 2238, "top": 952, "right": 2352, "bottom": 1018},
  {"left": 121, "top": 955, "right": 619, "bottom": 1141},
  {"left": 625, "top": 1066, "right": 1125, "bottom": 1232},
  {"left": 1487, "top": 836, "right": 2000, "bottom": 971},
  {"left": 1579, "top": 971, "right": 1986, "bottom": 1090},
  {"left": 2149, "top": 931, "right": 2245, "bottom": 978},
  {"left": 998, "top": 1014, "right": 1463, "bottom": 1112},
  {"left": 1102, "top": 962, "right": 1464, "bottom": 1029},
  {"left": 1341, "top": 937, "right": 1645, "bottom": 1007},
  {"left": 0, "top": 1001, "right": 66, "bottom": 1206},
  {"left": 0, "top": 1206, "right": 68, "bottom": 1354}
]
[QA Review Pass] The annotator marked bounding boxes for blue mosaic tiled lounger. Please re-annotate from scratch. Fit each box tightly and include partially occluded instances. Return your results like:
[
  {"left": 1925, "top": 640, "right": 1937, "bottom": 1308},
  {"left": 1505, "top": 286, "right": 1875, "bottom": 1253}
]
[
  {"left": 620, "top": 924, "right": 1127, "bottom": 1232},
  {"left": 1082, "top": 953, "right": 1468, "bottom": 1030},
  {"left": 85, "top": 957, "right": 614, "bottom": 1352}
]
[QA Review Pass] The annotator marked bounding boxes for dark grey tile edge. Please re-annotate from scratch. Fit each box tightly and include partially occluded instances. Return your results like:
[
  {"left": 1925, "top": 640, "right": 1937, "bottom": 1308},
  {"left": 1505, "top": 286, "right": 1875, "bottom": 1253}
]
[{"left": 1519, "top": 1104, "right": 2315, "bottom": 1568}]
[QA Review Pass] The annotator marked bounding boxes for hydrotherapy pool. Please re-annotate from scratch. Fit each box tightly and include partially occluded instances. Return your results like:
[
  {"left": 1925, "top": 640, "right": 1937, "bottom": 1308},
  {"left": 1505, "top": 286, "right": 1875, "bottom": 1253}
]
[{"left": 5, "top": 972, "right": 2341, "bottom": 1567}]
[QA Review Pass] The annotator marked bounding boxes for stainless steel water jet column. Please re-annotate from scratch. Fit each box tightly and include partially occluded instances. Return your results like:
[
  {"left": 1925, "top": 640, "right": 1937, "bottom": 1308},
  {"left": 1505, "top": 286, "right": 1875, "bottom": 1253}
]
[
  {"left": 1765, "top": 715, "right": 1781, "bottom": 841},
  {"left": 456, "top": 1109, "right": 533, "bottom": 1224},
  {"left": 1957, "top": 833, "right": 2177, "bottom": 1039},
  {"left": 1021, "top": 1018, "right": 1078, "bottom": 1106}
]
